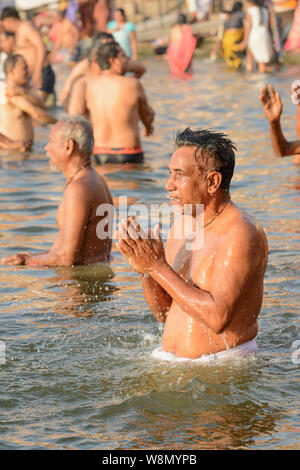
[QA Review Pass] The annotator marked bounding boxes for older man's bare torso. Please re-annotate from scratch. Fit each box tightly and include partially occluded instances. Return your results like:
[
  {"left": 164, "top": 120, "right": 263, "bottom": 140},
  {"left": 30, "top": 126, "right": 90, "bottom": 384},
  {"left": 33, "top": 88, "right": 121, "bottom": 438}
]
[
  {"left": 162, "top": 203, "right": 268, "bottom": 358},
  {"left": 53, "top": 168, "right": 113, "bottom": 265}
]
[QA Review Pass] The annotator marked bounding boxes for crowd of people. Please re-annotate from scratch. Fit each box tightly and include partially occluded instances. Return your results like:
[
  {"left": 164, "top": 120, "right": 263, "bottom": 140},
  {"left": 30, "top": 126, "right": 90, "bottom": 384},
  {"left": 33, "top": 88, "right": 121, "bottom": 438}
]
[
  {"left": 210, "top": 0, "right": 300, "bottom": 72},
  {"left": 0, "top": 1, "right": 299, "bottom": 363}
]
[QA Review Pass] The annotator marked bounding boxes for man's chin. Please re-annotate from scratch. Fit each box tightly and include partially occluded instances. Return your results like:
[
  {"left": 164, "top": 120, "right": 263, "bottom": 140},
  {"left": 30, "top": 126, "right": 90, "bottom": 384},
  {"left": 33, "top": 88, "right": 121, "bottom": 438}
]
[{"left": 49, "top": 163, "right": 60, "bottom": 172}]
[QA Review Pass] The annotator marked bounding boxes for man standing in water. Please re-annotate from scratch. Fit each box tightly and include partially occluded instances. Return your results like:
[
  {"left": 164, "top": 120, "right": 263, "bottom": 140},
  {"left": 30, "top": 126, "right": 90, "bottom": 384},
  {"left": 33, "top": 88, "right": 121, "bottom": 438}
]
[
  {"left": 260, "top": 84, "right": 300, "bottom": 165},
  {"left": 0, "top": 7, "right": 55, "bottom": 101},
  {"left": 72, "top": 41, "right": 154, "bottom": 164},
  {"left": 118, "top": 129, "right": 268, "bottom": 361},
  {"left": 0, "top": 54, "right": 56, "bottom": 149},
  {"left": 61, "top": 31, "right": 146, "bottom": 109},
  {"left": 1, "top": 117, "right": 113, "bottom": 267}
]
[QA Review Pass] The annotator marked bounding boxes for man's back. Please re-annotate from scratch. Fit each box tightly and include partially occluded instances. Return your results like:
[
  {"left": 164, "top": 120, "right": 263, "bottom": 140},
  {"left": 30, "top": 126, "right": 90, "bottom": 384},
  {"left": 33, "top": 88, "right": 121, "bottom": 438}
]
[
  {"left": 57, "top": 167, "right": 113, "bottom": 265},
  {"left": 86, "top": 74, "right": 141, "bottom": 148}
]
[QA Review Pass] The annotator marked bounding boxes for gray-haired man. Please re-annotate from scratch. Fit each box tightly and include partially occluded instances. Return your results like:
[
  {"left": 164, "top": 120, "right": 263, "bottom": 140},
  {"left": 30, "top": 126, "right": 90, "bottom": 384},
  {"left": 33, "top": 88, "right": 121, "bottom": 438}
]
[{"left": 1, "top": 116, "right": 113, "bottom": 266}]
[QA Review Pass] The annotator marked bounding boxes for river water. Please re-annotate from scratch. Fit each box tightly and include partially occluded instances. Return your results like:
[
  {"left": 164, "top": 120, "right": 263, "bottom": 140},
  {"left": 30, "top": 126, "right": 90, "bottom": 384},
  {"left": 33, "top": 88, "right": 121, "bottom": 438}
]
[{"left": 0, "top": 57, "right": 299, "bottom": 449}]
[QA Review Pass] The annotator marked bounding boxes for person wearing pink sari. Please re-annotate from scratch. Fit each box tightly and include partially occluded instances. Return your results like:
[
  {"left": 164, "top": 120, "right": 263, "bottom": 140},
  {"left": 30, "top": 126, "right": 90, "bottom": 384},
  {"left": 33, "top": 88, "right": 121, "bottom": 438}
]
[
  {"left": 284, "top": 1, "right": 300, "bottom": 50},
  {"left": 167, "top": 13, "right": 197, "bottom": 76}
]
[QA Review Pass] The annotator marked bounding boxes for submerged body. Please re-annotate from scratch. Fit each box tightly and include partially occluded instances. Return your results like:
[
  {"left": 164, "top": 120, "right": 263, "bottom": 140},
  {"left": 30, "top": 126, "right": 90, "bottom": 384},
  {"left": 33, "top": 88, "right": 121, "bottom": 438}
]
[
  {"left": 86, "top": 74, "right": 144, "bottom": 149},
  {"left": 0, "top": 55, "right": 56, "bottom": 148},
  {"left": 0, "top": 118, "right": 113, "bottom": 267},
  {"left": 47, "top": 167, "right": 112, "bottom": 265},
  {"left": 70, "top": 43, "right": 154, "bottom": 162},
  {"left": 118, "top": 132, "right": 268, "bottom": 360}
]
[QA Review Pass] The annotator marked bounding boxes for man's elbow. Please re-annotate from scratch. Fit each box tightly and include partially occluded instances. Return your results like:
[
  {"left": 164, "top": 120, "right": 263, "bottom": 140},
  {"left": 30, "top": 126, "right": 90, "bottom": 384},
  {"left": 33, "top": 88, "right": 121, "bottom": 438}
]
[
  {"left": 210, "top": 312, "right": 231, "bottom": 335},
  {"left": 274, "top": 141, "right": 296, "bottom": 158},
  {"left": 274, "top": 146, "right": 287, "bottom": 158}
]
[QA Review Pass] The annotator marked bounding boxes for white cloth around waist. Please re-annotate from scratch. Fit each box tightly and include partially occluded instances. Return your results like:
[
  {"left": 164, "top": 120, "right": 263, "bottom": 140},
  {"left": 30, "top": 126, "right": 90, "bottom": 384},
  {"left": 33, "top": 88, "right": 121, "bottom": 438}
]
[{"left": 151, "top": 339, "right": 258, "bottom": 364}]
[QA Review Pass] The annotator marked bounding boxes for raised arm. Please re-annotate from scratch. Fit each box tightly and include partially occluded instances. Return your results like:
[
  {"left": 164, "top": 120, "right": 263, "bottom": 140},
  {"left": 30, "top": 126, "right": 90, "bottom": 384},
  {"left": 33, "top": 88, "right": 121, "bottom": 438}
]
[
  {"left": 130, "top": 30, "right": 137, "bottom": 61},
  {"left": 260, "top": 85, "right": 300, "bottom": 156},
  {"left": 137, "top": 81, "right": 154, "bottom": 136},
  {"left": 59, "top": 58, "right": 89, "bottom": 104},
  {"left": 126, "top": 59, "right": 146, "bottom": 78},
  {"left": 6, "top": 82, "right": 46, "bottom": 108},
  {"left": 9, "top": 95, "right": 57, "bottom": 124},
  {"left": 67, "top": 77, "right": 88, "bottom": 117}
]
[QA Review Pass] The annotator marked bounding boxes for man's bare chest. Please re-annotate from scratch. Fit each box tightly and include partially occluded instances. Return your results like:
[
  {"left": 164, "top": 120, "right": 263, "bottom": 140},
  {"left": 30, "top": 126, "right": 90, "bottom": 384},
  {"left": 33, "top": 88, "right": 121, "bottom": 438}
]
[{"left": 167, "top": 238, "right": 218, "bottom": 288}]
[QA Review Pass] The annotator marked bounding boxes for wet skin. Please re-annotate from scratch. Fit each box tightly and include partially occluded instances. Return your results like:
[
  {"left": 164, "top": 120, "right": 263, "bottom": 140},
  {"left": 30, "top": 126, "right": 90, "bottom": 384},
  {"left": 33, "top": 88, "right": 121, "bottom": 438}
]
[
  {"left": 118, "top": 146, "right": 268, "bottom": 358},
  {"left": 0, "top": 56, "right": 56, "bottom": 147},
  {"left": 0, "top": 122, "right": 113, "bottom": 267},
  {"left": 69, "top": 49, "right": 154, "bottom": 149}
]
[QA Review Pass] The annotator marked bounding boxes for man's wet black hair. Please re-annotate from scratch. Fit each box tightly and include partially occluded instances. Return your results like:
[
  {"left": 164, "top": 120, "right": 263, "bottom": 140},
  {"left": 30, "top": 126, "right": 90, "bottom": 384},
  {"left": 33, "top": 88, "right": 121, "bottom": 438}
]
[
  {"left": 94, "top": 41, "right": 120, "bottom": 71},
  {"left": 1, "top": 7, "right": 20, "bottom": 21},
  {"left": 88, "top": 32, "right": 115, "bottom": 63},
  {"left": 175, "top": 128, "right": 236, "bottom": 192}
]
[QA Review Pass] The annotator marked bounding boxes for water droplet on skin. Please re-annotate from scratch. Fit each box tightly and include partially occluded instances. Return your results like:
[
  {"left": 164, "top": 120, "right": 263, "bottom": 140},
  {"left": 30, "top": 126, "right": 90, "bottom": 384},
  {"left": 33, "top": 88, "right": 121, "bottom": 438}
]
[{"left": 222, "top": 332, "right": 230, "bottom": 351}]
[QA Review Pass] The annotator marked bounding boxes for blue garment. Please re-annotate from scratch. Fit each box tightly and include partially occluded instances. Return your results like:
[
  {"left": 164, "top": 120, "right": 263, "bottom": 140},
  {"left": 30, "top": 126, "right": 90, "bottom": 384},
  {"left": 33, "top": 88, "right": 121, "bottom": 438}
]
[
  {"left": 66, "top": 0, "right": 78, "bottom": 24},
  {"left": 107, "top": 21, "right": 135, "bottom": 57}
]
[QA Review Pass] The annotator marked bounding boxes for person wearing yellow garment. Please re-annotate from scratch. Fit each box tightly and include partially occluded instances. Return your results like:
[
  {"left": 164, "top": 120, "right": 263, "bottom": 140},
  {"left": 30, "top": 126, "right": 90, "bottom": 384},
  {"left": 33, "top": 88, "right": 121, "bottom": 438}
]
[{"left": 222, "top": 2, "right": 245, "bottom": 69}]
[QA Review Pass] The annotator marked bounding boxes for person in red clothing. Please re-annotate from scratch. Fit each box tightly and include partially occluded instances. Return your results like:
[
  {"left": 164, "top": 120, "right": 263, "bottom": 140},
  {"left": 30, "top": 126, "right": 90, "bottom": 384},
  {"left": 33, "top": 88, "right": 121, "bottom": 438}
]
[{"left": 167, "top": 13, "right": 197, "bottom": 76}]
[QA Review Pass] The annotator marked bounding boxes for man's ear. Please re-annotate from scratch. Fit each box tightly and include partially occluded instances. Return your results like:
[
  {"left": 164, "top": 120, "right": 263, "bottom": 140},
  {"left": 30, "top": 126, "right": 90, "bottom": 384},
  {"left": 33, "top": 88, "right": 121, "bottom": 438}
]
[
  {"left": 65, "top": 138, "right": 75, "bottom": 156},
  {"left": 108, "top": 56, "right": 115, "bottom": 69},
  {"left": 206, "top": 171, "right": 222, "bottom": 196}
]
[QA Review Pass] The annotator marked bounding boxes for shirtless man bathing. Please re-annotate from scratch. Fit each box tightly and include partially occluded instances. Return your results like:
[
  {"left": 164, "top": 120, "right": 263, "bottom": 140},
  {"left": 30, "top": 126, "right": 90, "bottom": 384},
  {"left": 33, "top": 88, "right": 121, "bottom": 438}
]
[
  {"left": 72, "top": 41, "right": 154, "bottom": 165},
  {"left": 1, "top": 7, "right": 55, "bottom": 102},
  {"left": 0, "top": 54, "right": 56, "bottom": 150},
  {"left": 1, "top": 116, "right": 113, "bottom": 267},
  {"left": 60, "top": 31, "right": 146, "bottom": 108},
  {"left": 117, "top": 128, "right": 268, "bottom": 361}
]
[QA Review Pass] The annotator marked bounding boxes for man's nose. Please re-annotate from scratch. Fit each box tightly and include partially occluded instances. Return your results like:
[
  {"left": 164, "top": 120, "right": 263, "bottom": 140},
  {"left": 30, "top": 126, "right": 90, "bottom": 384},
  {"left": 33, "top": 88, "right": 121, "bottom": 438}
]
[{"left": 165, "top": 175, "right": 176, "bottom": 191}]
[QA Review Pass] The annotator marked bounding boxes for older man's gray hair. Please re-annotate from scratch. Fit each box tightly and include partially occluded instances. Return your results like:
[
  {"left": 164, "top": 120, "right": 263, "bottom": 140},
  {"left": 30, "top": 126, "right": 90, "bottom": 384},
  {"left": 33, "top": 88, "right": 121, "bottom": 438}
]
[{"left": 58, "top": 116, "right": 94, "bottom": 158}]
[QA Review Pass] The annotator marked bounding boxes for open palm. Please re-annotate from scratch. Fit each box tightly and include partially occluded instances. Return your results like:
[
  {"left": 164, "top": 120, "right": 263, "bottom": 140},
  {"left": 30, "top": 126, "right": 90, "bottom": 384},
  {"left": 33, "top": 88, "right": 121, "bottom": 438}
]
[{"left": 260, "top": 85, "right": 283, "bottom": 123}]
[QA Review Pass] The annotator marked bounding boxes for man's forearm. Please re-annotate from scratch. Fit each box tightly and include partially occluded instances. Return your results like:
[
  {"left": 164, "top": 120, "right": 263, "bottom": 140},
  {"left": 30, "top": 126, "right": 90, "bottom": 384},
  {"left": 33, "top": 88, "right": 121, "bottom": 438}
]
[
  {"left": 297, "top": 105, "right": 300, "bottom": 139},
  {"left": 149, "top": 262, "right": 226, "bottom": 334},
  {"left": 0, "top": 133, "right": 19, "bottom": 149},
  {"left": 35, "top": 108, "right": 57, "bottom": 125},
  {"left": 140, "top": 106, "right": 155, "bottom": 134},
  {"left": 270, "top": 119, "right": 300, "bottom": 156},
  {"left": 141, "top": 275, "right": 172, "bottom": 322},
  {"left": 26, "top": 249, "right": 73, "bottom": 267}
]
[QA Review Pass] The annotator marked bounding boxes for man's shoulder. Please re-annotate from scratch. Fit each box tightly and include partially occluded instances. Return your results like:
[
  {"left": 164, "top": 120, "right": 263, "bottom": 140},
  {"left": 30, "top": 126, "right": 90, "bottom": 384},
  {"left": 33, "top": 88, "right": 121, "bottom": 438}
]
[
  {"left": 223, "top": 206, "right": 267, "bottom": 247},
  {"left": 74, "top": 75, "right": 87, "bottom": 89},
  {"left": 20, "top": 20, "right": 35, "bottom": 32},
  {"left": 65, "top": 170, "right": 107, "bottom": 198}
]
